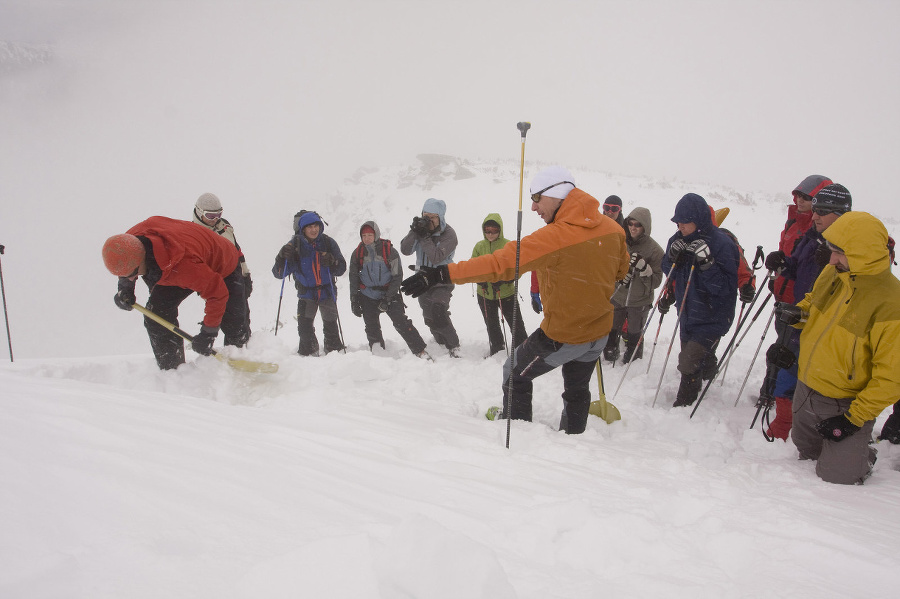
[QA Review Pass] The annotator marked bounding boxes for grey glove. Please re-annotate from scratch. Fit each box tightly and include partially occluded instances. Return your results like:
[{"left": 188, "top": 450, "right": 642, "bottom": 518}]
[
  {"left": 668, "top": 239, "right": 687, "bottom": 263},
  {"left": 687, "top": 239, "right": 713, "bottom": 270}
]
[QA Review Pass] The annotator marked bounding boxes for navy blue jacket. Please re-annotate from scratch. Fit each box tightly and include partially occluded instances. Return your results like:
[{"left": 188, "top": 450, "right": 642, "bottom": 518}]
[{"left": 661, "top": 193, "right": 740, "bottom": 341}]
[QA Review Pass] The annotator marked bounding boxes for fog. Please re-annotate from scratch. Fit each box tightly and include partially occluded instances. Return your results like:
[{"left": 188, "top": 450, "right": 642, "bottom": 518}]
[{"left": 1, "top": 0, "right": 899, "bottom": 359}]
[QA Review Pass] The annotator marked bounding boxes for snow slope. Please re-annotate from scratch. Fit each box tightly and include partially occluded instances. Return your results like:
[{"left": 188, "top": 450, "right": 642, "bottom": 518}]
[{"left": 2, "top": 156, "right": 900, "bottom": 598}]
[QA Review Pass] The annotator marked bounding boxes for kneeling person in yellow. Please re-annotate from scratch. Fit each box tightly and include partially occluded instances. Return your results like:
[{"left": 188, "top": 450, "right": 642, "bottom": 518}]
[
  {"left": 402, "top": 166, "right": 629, "bottom": 434},
  {"left": 779, "top": 206, "right": 900, "bottom": 484}
]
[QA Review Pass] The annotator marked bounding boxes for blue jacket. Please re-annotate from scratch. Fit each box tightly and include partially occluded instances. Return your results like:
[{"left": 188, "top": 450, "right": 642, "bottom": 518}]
[
  {"left": 662, "top": 193, "right": 739, "bottom": 341},
  {"left": 272, "top": 212, "right": 346, "bottom": 301}
]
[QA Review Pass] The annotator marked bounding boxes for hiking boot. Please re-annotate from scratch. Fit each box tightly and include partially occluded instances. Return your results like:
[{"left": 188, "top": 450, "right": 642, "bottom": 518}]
[
  {"left": 448, "top": 346, "right": 461, "bottom": 358},
  {"left": 622, "top": 333, "right": 643, "bottom": 364},
  {"left": 673, "top": 373, "right": 702, "bottom": 407},
  {"left": 603, "top": 332, "right": 620, "bottom": 362},
  {"left": 877, "top": 428, "right": 900, "bottom": 444},
  {"left": 416, "top": 350, "right": 434, "bottom": 362},
  {"left": 765, "top": 396, "right": 793, "bottom": 441}
]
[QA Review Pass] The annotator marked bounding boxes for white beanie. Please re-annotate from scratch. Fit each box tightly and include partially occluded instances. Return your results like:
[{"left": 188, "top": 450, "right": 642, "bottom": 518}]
[
  {"left": 195, "top": 193, "right": 222, "bottom": 212},
  {"left": 529, "top": 166, "right": 576, "bottom": 200}
]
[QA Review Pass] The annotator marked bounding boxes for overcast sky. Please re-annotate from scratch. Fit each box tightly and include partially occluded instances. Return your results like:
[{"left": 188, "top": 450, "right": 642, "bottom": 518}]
[{"left": 1, "top": 0, "right": 899, "bottom": 358}]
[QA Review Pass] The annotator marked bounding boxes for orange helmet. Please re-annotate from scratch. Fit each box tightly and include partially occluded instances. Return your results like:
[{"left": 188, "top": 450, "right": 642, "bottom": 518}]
[{"left": 102, "top": 234, "right": 145, "bottom": 276}]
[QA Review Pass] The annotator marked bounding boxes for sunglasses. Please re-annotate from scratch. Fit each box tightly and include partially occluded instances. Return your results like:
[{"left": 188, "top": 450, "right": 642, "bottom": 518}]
[
  {"left": 531, "top": 181, "right": 574, "bottom": 203},
  {"left": 603, "top": 204, "right": 621, "bottom": 213},
  {"left": 483, "top": 227, "right": 500, "bottom": 234},
  {"left": 626, "top": 220, "right": 643, "bottom": 228},
  {"left": 812, "top": 207, "right": 843, "bottom": 217}
]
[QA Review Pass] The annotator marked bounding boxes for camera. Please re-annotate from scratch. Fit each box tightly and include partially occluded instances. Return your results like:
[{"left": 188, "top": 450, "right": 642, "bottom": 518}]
[{"left": 412, "top": 216, "right": 431, "bottom": 237}]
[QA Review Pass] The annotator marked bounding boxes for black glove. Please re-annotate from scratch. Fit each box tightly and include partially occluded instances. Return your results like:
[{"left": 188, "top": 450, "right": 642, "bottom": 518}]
[
  {"left": 668, "top": 239, "right": 687, "bottom": 263},
  {"left": 319, "top": 252, "right": 337, "bottom": 267},
  {"left": 531, "top": 291, "right": 542, "bottom": 313},
  {"left": 378, "top": 298, "right": 391, "bottom": 312},
  {"left": 278, "top": 243, "right": 294, "bottom": 261},
  {"left": 400, "top": 265, "right": 451, "bottom": 298},
  {"left": 765, "top": 342, "right": 796, "bottom": 369},
  {"left": 765, "top": 250, "right": 786, "bottom": 273},
  {"left": 114, "top": 289, "right": 136, "bottom": 311},
  {"left": 244, "top": 274, "right": 253, "bottom": 297},
  {"left": 687, "top": 239, "right": 714, "bottom": 270},
  {"left": 739, "top": 283, "right": 755, "bottom": 304},
  {"left": 657, "top": 288, "right": 674, "bottom": 314},
  {"left": 191, "top": 325, "right": 218, "bottom": 356},
  {"left": 350, "top": 295, "right": 362, "bottom": 317},
  {"left": 775, "top": 303, "right": 806, "bottom": 325},
  {"left": 815, "top": 413, "right": 861, "bottom": 442},
  {"left": 410, "top": 216, "right": 431, "bottom": 238}
]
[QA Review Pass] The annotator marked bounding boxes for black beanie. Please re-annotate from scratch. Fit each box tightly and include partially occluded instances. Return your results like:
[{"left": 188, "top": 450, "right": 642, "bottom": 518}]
[
  {"left": 604, "top": 195, "right": 623, "bottom": 207},
  {"left": 812, "top": 184, "right": 852, "bottom": 214}
]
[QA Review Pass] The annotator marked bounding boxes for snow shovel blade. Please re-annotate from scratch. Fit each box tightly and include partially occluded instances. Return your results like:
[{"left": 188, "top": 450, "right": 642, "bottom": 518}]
[
  {"left": 132, "top": 303, "right": 278, "bottom": 374},
  {"left": 589, "top": 398, "right": 621, "bottom": 424}
]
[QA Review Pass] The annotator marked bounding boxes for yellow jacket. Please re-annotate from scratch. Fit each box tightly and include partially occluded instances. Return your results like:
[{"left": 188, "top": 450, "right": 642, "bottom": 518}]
[
  {"left": 796, "top": 212, "right": 900, "bottom": 426},
  {"left": 449, "top": 189, "right": 629, "bottom": 344}
]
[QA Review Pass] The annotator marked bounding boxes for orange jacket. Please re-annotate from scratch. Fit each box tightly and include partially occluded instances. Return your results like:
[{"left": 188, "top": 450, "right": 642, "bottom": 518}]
[{"left": 449, "top": 189, "right": 629, "bottom": 344}]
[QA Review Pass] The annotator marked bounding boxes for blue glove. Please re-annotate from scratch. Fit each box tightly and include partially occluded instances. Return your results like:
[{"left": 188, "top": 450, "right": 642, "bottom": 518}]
[
  {"left": 815, "top": 414, "right": 861, "bottom": 442},
  {"left": 531, "top": 292, "right": 542, "bottom": 313},
  {"left": 400, "top": 265, "right": 451, "bottom": 298}
]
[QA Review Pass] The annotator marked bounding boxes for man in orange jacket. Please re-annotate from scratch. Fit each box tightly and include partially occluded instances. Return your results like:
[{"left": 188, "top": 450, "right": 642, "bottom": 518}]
[
  {"left": 402, "top": 166, "right": 629, "bottom": 433},
  {"left": 102, "top": 216, "right": 249, "bottom": 370}
]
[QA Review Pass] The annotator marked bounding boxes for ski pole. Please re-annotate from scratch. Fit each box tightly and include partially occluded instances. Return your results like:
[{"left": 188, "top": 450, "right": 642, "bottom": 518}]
[
  {"left": 326, "top": 275, "right": 347, "bottom": 353},
  {"left": 749, "top": 310, "right": 795, "bottom": 433},
  {"left": 718, "top": 288, "right": 775, "bottom": 392},
  {"left": 610, "top": 263, "right": 676, "bottom": 403},
  {"left": 733, "top": 305, "right": 778, "bottom": 406},
  {"left": 644, "top": 263, "right": 678, "bottom": 374},
  {"left": 652, "top": 262, "right": 695, "bottom": 407},
  {"left": 717, "top": 270, "right": 774, "bottom": 383},
  {"left": 274, "top": 260, "right": 287, "bottom": 335},
  {"left": 502, "top": 120, "right": 530, "bottom": 449},
  {"left": 0, "top": 244, "right": 12, "bottom": 362}
]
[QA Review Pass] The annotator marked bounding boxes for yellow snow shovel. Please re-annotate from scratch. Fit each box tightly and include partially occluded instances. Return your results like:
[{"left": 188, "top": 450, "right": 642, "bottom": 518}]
[{"left": 589, "top": 360, "right": 621, "bottom": 423}]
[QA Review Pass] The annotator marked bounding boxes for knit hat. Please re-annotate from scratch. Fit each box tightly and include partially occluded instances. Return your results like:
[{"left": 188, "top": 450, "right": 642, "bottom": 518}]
[
  {"left": 812, "top": 183, "right": 852, "bottom": 214},
  {"left": 793, "top": 175, "right": 832, "bottom": 201},
  {"left": 604, "top": 195, "right": 623, "bottom": 207},
  {"left": 360, "top": 224, "right": 375, "bottom": 236},
  {"left": 529, "top": 166, "right": 576, "bottom": 200},
  {"left": 102, "top": 234, "right": 145, "bottom": 276},
  {"left": 195, "top": 193, "right": 222, "bottom": 212}
]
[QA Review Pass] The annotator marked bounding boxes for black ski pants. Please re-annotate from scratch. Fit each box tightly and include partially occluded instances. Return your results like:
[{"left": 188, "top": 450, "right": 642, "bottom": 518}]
[
  {"left": 476, "top": 294, "right": 528, "bottom": 356},
  {"left": 144, "top": 266, "right": 248, "bottom": 370},
  {"left": 297, "top": 297, "right": 343, "bottom": 356},
  {"left": 360, "top": 294, "right": 426, "bottom": 354},
  {"left": 500, "top": 328, "right": 606, "bottom": 434}
]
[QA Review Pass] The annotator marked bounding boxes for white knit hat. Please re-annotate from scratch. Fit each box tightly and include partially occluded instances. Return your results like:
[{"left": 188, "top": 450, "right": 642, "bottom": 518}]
[
  {"left": 195, "top": 193, "right": 222, "bottom": 212},
  {"left": 529, "top": 166, "right": 576, "bottom": 200}
]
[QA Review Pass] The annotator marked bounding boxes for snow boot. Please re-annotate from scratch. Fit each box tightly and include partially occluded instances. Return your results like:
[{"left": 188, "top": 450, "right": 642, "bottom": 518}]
[
  {"left": 765, "top": 396, "right": 793, "bottom": 441},
  {"left": 673, "top": 373, "right": 702, "bottom": 407},
  {"left": 603, "top": 331, "right": 620, "bottom": 362},
  {"left": 622, "top": 333, "right": 643, "bottom": 364}
]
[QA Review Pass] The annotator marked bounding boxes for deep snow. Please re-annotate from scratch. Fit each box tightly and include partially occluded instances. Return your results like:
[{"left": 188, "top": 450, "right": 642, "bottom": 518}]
[{"left": 2, "top": 158, "right": 900, "bottom": 598}]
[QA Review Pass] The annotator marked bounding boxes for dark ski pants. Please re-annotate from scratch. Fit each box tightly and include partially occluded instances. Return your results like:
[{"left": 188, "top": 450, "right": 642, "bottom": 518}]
[
  {"left": 417, "top": 284, "right": 459, "bottom": 349},
  {"left": 360, "top": 294, "right": 426, "bottom": 354},
  {"left": 297, "top": 297, "right": 343, "bottom": 356},
  {"left": 500, "top": 328, "right": 606, "bottom": 434},
  {"left": 144, "top": 267, "right": 248, "bottom": 370},
  {"left": 792, "top": 381, "right": 876, "bottom": 485},
  {"left": 477, "top": 294, "right": 528, "bottom": 356}
]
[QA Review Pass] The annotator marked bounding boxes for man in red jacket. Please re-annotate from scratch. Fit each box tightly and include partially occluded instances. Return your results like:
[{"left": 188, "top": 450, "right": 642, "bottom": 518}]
[{"left": 102, "top": 216, "right": 249, "bottom": 370}]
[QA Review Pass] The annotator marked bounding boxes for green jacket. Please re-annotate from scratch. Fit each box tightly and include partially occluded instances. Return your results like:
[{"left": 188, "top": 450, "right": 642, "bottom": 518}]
[{"left": 471, "top": 213, "right": 517, "bottom": 300}]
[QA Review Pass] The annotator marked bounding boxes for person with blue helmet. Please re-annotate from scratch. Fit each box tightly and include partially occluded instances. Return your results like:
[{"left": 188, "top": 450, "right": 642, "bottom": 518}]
[{"left": 272, "top": 211, "right": 346, "bottom": 356}]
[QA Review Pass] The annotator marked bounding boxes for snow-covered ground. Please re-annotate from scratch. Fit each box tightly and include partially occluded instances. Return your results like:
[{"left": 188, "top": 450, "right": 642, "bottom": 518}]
[
  {"left": 3, "top": 2, "right": 900, "bottom": 596},
  {"left": 3, "top": 157, "right": 900, "bottom": 598}
]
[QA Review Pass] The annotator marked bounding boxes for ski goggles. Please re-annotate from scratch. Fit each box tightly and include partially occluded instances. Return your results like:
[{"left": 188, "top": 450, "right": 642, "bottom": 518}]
[
  {"left": 202, "top": 210, "right": 223, "bottom": 220},
  {"left": 531, "top": 181, "right": 574, "bottom": 203},
  {"left": 483, "top": 226, "right": 500, "bottom": 234},
  {"left": 602, "top": 204, "right": 621, "bottom": 213}
]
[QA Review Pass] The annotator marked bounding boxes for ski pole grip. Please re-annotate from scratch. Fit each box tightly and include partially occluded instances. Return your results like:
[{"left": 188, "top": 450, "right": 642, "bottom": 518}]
[{"left": 517, "top": 121, "right": 531, "bottom": 137}]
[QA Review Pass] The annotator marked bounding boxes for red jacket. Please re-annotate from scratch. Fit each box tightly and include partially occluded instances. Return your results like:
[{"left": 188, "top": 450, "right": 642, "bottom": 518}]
[
  {"left": 127, "top": 216, "right": 240, "bottom": 328},
  {"left": 774, "top": 204, "right": 814, "bottom": 303}
]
